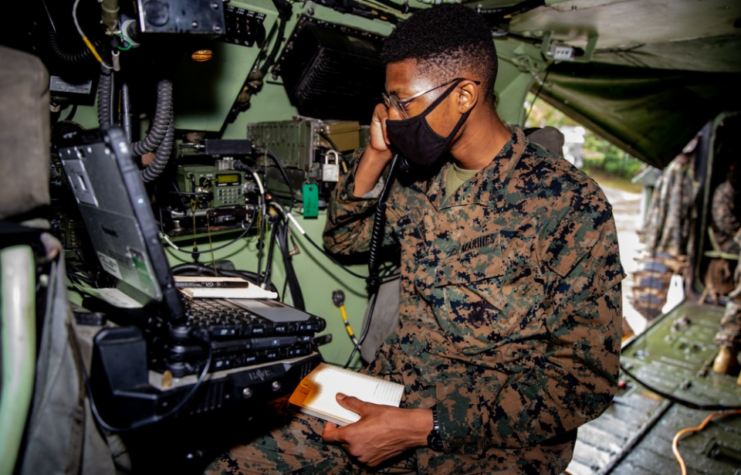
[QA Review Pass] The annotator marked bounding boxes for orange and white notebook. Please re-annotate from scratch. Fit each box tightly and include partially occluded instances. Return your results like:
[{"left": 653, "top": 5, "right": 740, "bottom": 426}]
[{"left": 289, "top": 363, "right": 404, "bottom": 426}]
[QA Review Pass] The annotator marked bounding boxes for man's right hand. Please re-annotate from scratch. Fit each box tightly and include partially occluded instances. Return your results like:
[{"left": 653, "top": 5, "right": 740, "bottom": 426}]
[
  {"left": 369, "top": 103, "right": 392, "bottom": 153},
  {"left": 354, "top": 103, "right": 394, "bottom": 197}
]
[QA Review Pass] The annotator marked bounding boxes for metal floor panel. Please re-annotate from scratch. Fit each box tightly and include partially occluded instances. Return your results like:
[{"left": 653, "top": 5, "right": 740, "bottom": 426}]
[{"left": 567, "top": 302, "right": 741, "bottom": 475}]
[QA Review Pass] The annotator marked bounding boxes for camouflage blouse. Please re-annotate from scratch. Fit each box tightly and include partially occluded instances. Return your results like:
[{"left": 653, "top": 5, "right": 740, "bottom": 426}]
[{"left": 323, "top": 126, "right": 624, "bottom": 466}]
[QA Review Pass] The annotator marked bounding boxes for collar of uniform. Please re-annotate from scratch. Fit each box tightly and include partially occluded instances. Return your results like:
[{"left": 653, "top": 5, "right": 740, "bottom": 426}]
[{"left": 426, "top": 125, "right": 527, "bottom": 210}]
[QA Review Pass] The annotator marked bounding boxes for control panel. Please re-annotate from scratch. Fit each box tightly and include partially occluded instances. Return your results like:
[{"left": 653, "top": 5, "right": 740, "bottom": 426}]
[{"left": 224, "top": 5, "right": 268, "bottom": 47}]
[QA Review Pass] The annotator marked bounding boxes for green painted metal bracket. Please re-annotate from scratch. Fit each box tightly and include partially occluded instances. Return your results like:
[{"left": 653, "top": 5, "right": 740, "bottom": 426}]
[{"left": 494, "top": 37, "right": 548, "bottom": 124}]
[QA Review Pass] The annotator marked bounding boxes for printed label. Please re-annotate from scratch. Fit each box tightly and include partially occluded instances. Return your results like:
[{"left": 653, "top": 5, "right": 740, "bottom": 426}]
[
  {"left": 50, "top": 76, "right": 93, "bottom": 94},
  {"left": 97, "top": 251, "right": 122, "bottom": 279}
]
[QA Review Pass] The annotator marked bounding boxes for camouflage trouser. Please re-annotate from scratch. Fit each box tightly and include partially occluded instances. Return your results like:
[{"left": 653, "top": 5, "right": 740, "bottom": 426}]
[
  {"left": 204, "top": 342, "right": 575, "bottom": 475},
  {"left": 204, "top": 395, "right": 418, "bottom": 475},
  {"left": 716, "top": 258, "right": 741, "bottom": 350}
]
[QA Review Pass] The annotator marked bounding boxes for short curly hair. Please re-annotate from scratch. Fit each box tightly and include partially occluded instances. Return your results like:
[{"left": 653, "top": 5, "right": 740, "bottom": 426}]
[{"left": 381, "top": 4, "right": 498, "bottom": 105}]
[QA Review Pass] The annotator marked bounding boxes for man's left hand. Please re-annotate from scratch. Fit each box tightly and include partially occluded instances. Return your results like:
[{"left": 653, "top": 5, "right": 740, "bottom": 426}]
[{"left": 321, "top": 394, "right": 433, "bottom": 467}]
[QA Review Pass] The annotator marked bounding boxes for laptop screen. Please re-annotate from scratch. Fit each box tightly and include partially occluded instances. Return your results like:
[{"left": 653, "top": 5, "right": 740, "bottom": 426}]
[{"left": 59, "top": 127, "right": 183, "bottom": 319}]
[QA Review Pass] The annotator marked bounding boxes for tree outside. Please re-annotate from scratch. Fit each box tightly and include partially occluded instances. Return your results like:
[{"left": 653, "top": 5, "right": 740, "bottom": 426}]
[{"left": 523, "top": 93, "right": 643, "bottom": 193}]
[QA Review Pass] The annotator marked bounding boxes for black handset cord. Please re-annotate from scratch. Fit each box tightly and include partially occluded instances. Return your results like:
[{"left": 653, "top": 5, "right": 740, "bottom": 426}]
[
  {"left": 343, "top": 155, "right": 400, "bottom": 367},
  {"left": 367, "top": 154, "right": 400, "bottom": 295}
]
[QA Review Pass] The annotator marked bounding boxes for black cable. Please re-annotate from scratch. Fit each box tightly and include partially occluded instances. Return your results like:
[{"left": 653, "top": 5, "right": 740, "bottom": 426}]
[
  {"left": 67, "top": 272, "right": 95, "bottom": 287},
  {"left": 276, "top": 220, "right": 305, "bottom": 310},
  {"left": 87, "top": 331, "right": 213, "bottom": 433},
  {"left": 367, "top": 155, "right": 399, "bottom": 294},
  {"left": 256, "top": 203, "right": 266, "bottom": 282},
  {"left": 524, "top": 66, "right": 551, "bottom": 125},
  {"left": 132, "top": 78, "right": 173, "bottom": 156},
  {"left": 319, "top": 131, "right": 340, "bottom": 152},
  {"left": 141, "top": 110, "right": 175, "bottom": 183},
  {"left": 97, "top": 69, "right": 114, "bottom": 127},
  {"left": 620, "top": 363, "right": 741, "bottom": 411},
  {"left": 261, "top": 216, "right": 280, "bottom": 287},
  {"left": 47, "top": 31, "right": 99, "bottom": 64},
  {"left": 261, "top": 146, "right": 295, "bottom": 212},
  {"left": 300, "top": 230, "right": 378, "bottom": 281},
  {"left": 343, "top": 290, "right": 379, "bottom": 368},
  {"left": 64, "top": 104, "right": 78, "bottom": 122},
  {"left": 344, "top": 157, "right": 399, "bottom": 365},
  {"left": 166, "top": 221, "right": 252, "bottom": 255},
  {"left": 281, "top": 276, "right": 289, "bottom": 303},
  {"left": 269, "top": 197, "right": 380, "bottom": 282},
  {"left": 342, "top": 267, "right": 398, "bottom": 368},
  {"left": 270, "top": 165, "right": 403, "bottom": 364}
]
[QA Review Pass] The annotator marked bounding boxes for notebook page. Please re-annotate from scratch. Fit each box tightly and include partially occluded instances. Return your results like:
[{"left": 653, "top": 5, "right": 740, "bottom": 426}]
[{"left": 303, "top": 364, "right": 404, "bottom": 424}]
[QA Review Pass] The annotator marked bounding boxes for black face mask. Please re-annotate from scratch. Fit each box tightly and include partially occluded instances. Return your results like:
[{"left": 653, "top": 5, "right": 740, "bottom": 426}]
[{"left": 385, "top": 81, "right": 474, "bottom": 167}]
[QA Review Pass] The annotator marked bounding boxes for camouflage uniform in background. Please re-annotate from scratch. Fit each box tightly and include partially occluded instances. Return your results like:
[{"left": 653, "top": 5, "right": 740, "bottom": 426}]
[
  {"left": 711, "top": 180, "right": 741, "bottom": 254},
  {"left": 642, "top": 152, "right": 696, "bottom": 255},
  {"left": 207, "top": 126, "right": 624, "bottom": 474},
  {"left": 633, "top": 153, "right": 696, "bottom": 318},
  {"left": 716, "top": 228, "right": 741, "bottom": 350}
]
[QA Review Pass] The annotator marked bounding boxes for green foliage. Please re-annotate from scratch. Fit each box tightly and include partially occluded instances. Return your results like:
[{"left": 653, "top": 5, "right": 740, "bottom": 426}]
[{"left": 524, "top": 93, "right": 643, "bottom": 181}]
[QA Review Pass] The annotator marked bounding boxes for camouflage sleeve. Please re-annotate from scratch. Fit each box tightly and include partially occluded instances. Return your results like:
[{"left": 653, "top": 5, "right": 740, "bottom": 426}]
[
  {"left": 322, "top": 148, "right": 399, "bottom": 255},
  {"left": 711, "top": 182, "right": 741, "bottom": 253},
  {"left": 436, "top": 196, "right": 624, "bottom": 451}
]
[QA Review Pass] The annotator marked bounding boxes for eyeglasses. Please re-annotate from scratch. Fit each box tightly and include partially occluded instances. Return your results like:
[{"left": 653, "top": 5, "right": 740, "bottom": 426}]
[{"left": 382, "top": 77, "right": 481, "bottom": 119}]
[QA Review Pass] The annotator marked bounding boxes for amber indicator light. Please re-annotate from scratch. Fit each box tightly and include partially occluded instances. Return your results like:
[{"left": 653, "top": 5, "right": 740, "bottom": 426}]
[{"left": 191, "top": 50, "right": 214, "bottom": 62}]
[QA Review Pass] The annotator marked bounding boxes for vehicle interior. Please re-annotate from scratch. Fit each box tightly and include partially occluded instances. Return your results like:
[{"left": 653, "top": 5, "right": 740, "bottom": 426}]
[{"left": 1, "top": 0, "right": 740, "bottom": 474}]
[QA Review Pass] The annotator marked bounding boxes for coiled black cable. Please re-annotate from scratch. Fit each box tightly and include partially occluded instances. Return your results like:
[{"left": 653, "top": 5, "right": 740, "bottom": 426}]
[
  {"left": 48, "top": 31, "right": 97, "bottom": 64},
  {"left": 367, "top": 154, "right": 399, "bottom": 295},
  {"left": 97, "top": 68, "right": 114, "bottom": 127},
  {"left": 141, "top": 111, "right": 175, "bottom": 182},
  {"left": 132, "top": 78, "right": 173, "bottom": 156},
  {"left": 97, "top": 75, "right": 175, "bottom": 181}
]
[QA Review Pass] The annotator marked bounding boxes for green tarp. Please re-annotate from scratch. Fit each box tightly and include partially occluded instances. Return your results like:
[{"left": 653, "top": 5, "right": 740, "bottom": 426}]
[{"left": 537, "top": 62, "right": 741, "bottom": 169}]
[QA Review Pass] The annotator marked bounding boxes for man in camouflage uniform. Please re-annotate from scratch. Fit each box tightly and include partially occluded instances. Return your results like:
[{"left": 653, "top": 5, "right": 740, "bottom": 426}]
[
  {"left": 711, "top": 163, "right": 741, "bottom": 254},
  {"left": 714, "top": 223, "right": 741, "bottom": 376},
  {"left": 709, "top": 163, "right": 741, "bottom": 375},
  {"left": 207, "top": 5, "right": 623, "bottom": 474},
  {"left": 633, "top": 146, "right": 696, "bottom": 318},
  {"left": 642, "top": 150, "right": 696, "bottom": 256}
]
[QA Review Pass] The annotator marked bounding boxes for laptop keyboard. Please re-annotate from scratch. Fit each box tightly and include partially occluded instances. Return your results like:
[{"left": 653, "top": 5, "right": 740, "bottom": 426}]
[
  {"left": 158, "top": 297, "right": 325, "bottom": 377},
  {"left": 171, "top": 298, "right": 324, "bottom": 340}
]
